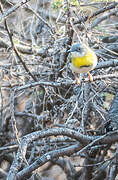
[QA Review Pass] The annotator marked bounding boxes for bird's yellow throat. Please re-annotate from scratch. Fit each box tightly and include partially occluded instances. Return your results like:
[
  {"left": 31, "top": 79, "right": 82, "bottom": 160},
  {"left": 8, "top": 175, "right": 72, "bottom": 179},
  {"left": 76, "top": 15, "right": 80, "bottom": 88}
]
[{"left": 71, "top": 47, "right": 96, "bottom": 68}]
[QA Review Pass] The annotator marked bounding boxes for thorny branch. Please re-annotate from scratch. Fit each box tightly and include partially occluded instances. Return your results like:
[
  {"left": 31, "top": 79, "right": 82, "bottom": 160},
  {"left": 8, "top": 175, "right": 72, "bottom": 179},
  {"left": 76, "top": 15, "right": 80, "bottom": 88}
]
[{"left": 7, "top": 128, "right": 118, "bottom": 179}]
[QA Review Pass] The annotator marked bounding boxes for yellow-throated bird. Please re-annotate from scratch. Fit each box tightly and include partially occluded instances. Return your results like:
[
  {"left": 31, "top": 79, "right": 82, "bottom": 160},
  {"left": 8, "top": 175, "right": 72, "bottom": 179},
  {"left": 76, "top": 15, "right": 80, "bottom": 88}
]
[{"left": 68, "top": 43, "right": 97, "bottom": 84}]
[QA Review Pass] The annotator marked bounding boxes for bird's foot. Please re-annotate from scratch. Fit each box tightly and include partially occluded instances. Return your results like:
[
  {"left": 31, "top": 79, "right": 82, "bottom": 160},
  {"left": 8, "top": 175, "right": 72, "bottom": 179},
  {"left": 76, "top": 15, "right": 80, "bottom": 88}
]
[
  {"left": 88, "top": 72, "right": 93, "bottom": 82},
  {"left": 75, "top": 73, "right": 81, "bottom": 85}
]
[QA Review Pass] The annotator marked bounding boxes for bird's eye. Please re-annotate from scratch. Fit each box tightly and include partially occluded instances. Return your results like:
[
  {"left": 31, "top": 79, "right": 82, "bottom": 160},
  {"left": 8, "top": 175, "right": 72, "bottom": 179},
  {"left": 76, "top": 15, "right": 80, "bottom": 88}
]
[{"left": 78, "top": 47, "right": 81, "bottom": 51}]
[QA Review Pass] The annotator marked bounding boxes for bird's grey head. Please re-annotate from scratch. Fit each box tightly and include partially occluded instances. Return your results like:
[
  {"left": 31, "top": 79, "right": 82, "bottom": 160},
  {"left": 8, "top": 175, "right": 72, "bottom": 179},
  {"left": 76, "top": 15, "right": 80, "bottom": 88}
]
[{"left": 68, "top": 43, "right": 87, "bottom": 57}]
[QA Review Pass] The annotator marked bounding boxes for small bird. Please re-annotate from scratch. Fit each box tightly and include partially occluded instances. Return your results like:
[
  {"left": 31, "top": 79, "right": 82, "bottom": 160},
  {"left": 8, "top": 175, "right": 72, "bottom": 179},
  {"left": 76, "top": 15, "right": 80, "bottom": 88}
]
[{"left": 68, "top": 43, "right": 97, "bottom": 84}]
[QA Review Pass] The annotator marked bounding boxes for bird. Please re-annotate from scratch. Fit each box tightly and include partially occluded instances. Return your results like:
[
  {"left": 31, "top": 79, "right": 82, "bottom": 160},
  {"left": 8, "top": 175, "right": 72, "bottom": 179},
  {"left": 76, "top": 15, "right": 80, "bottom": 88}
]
[{"left": 68, "top": 43, "right": 97, "bottom": 84}]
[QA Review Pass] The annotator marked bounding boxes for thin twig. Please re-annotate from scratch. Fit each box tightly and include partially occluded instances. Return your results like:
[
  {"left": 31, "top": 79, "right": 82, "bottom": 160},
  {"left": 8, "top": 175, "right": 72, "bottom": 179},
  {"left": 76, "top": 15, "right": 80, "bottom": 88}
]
[
  {"left": 0, "top": 2, "right": 37, "bottom": 82},
  {"left": 0, "top": 0, "right": 31, "bottom": 22},
  {"left": 74, "top": 2, "right": 118, "bottom": 24}
]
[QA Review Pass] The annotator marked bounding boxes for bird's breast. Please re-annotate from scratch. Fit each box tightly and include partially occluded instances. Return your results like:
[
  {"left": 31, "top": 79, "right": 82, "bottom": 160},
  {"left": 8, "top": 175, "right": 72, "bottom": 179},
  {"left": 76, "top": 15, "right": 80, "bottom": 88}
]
[{"left": 70, "top": 48, "right": 97, "bottom": 73}]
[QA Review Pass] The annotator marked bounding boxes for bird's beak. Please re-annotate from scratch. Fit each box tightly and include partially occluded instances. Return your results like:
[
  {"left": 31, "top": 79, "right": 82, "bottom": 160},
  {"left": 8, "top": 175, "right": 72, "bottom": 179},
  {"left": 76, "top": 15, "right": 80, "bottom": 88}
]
[{"left": 67, "top": 49, "right": 71, "bottom": 53}]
